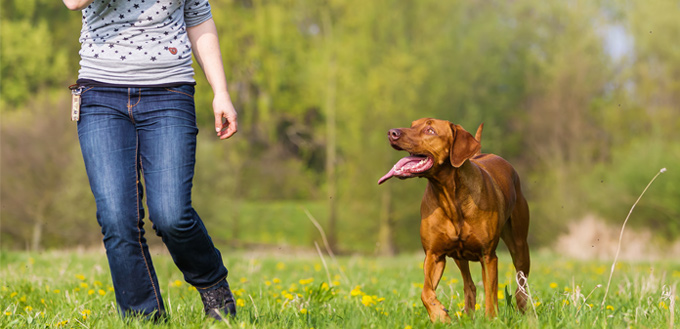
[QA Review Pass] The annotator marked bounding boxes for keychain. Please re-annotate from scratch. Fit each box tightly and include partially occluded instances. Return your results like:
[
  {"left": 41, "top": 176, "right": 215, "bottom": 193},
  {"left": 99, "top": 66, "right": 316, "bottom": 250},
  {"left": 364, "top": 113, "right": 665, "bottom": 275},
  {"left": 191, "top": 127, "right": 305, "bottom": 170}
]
[{"left": 69, "top": 84, "right": 83, "bottom": 121}]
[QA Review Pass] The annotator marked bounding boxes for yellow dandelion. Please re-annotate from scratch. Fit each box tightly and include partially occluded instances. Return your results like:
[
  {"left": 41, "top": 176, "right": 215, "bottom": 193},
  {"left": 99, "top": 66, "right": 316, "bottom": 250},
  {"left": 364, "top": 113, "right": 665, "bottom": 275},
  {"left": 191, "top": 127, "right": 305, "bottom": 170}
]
[
  {"left": 498, "top": 291, "right": 505, "bottom": 299},
  {"left": 41, "top": 299, "right": 45, "bottom": 304},
  {"left": 19, "top": 296, "right": 27, "bottom": 302},
  {"left": 332, "top": 280, "right": 340, "bottom": 286},
  {"left": 75, "top": 274, "right": 86, "bottom": 281},
  {"left": 9, "top": 292, "right": 17, "bottom": 298},
  {"left": 314, "top": 264, "right": 322, "bottom": 272},
  {"left": 361, "top": 295, "right": 376, "bottom": 307},
  {"left": 660, "top": 301, "right": 668, "bottom": 309},
  {"left": 350, "top": 286, "right": 363, "bottom": 296},
  {"left": 606, "top": 305, "right": 614, "bottom": 311},
  {"left": 284, "top": 292, "right": 294, "bottom": 300},
  {"left": 80, "top": 282, "right": 89, "bottom": 288},
  {"left": 300, "top": 308, "right": 308, "bottom": 314},
  {"left": 24, "top": 306, "right": 33, "bottom": 312},
  {"left": 98, "top": 289, "right": 106, "bottom": 296},
  {"left": 549, "top": 282, "right": 558, "bottom": 289},
  {"left": 53, "top": 289, "right": 61, "bottom": 294},
  {"left": 276, "top": 262, "right": 286, "bottom": 270},
  {"left": 535, "top": 301, "right": 541, "bottom": 307},
  {"left": 475, "top": 303, "right": 481, "bottom": 310},
  {"left": 4, "top": 311, "right": 11, "bottom": 316},
  {"left": 457, "top": 302, "right": 465, "bottom": 309},
  {"left": 236, "top": 298, "right": 245, "bottom": 307},
  {"left": 404, "top": 325, "right": 413, "bottom": 329},
  {"left": 74, "top": 288, "right": 81, "bottom": 292},
  {"left": 81, "top": 309, "right": 91, "bottom": 320},
  {"left": 299, "top": 278, "right": 314, "bottom": 285},
  {"left": 28, "top": 257, "right": 35, "bottom": 265},
  {"left": 265, "top": 280, "right": 272, "bottom": 286},
  {"left": 455, "top": 311, "right": 463, "bottom": 317},
  {"left": 94, "top": 281, "right": 102, "bottom": 287},
  {"left": 88, "top": 289, "right": 95, "bottom": 295},
  {"left": 57, "top": 320, "right": 69, "bottom": 326},
  {"left": 321, "top": 282, "right": 330, "bottom": 290},
  {"left": 272, "top": 278, "right": 281, "bottom": 284}
]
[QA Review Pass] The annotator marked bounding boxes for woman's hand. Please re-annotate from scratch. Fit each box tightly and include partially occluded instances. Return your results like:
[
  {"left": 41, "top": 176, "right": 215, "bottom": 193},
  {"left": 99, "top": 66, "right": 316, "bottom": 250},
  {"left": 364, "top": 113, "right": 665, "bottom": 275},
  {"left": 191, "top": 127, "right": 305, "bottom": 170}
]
[{"left": 213, "top": 91, "right": 238, "bottom": 140}]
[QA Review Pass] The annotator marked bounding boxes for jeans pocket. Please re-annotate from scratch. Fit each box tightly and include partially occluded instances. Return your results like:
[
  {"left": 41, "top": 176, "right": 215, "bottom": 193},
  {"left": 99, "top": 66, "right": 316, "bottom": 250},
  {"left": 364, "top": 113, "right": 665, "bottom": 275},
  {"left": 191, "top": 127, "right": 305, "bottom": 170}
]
[{"left": 164, "top": 85, "right": 195, "bottom": 98}]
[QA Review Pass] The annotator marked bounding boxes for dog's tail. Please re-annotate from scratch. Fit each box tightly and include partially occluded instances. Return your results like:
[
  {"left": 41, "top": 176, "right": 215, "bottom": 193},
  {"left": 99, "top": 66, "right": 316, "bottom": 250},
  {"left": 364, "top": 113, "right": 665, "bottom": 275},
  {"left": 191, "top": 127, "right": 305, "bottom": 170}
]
[{"left": 474, "top": 123, "right": 483, "bottom": 155}]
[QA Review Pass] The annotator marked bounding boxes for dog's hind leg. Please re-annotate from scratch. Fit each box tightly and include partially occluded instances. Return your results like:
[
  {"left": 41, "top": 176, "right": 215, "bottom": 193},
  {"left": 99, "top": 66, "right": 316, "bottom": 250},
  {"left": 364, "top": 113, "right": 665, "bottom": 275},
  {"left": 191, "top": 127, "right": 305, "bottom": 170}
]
[
  {"left": 454, "top": 258, "right": 477, "bottom": 316},
  {"left": 501, "top": 195, "right": 531, "bottom": 312},
  {"left": 421, "top": 252, "right": 451, "bottom": 323}
]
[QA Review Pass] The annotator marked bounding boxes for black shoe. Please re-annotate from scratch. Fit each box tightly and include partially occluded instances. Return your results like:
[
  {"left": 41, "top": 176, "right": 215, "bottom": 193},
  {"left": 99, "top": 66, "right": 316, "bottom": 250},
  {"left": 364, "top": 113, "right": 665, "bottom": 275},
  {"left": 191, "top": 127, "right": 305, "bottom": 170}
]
[{"left": 199, "top": 280, "right": 237, "bottom": 321}]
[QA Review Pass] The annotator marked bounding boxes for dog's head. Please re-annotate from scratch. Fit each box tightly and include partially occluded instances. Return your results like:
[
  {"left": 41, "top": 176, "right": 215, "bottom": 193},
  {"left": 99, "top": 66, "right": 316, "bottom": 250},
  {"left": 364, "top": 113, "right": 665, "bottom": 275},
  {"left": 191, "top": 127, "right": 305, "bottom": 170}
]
[{"left": 378, "top": 118, "right": 481, "bottom": 184}]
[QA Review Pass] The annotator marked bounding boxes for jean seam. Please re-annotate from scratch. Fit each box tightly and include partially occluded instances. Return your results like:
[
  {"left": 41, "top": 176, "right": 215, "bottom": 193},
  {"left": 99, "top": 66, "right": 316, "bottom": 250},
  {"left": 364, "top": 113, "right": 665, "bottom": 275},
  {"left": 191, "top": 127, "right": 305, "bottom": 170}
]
[
  {"left": 195, "top": 275, "right": 228, "bottom": 291},
  {"left": 127, "top": 88, "right": 141, "bottom": 121},
  {"left": 80, "top": 86, "right": 95, "bottom": 95},
  {"left": 164, "top": 87, "right": 194, "bottom": 98},
  {"left": 135, "top": 134, "right": 163, "bottom": 313}
]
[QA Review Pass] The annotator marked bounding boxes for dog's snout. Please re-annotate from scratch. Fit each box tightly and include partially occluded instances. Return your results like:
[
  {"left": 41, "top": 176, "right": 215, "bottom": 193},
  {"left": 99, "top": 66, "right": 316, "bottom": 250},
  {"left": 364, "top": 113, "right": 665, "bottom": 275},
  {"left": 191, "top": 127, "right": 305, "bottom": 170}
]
[{"left": 388, "top": 129, "right": 402, "bottom": 141}]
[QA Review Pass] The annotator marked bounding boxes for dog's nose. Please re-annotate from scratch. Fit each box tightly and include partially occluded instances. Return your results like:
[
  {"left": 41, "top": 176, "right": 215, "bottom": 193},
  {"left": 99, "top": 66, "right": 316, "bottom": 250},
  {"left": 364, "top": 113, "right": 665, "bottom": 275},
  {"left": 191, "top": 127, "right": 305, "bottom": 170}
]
[{"left": 388, "top": 129, "right": 401, "bottom": 141}]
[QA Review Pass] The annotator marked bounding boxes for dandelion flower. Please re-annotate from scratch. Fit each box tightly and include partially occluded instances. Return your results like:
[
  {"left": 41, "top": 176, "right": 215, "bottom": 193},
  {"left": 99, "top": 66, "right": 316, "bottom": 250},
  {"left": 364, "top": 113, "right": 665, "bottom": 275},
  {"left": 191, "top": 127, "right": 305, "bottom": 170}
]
[
  {"left": 98, "top": 289, "right": 106, "bottom": 296},
  {"left": 300, "top": 308, "right": 308, "bottom": 314},
  {"left": 88, "top": 289, "right": 95, "bottom": 295},
  {"left": 236, "top": 298, "right": 246, "bottom": 307},
  {"left": 24, "top": 306, "right": 33, "bottom": 312},
  {"left": 549, "top": 282, "right": 558, "bottom": 289},
  {"left": 4, "top": 311, "right": 11, "bottom": 316},
  {"left": 9, "top": 292, "right": 17, "bottom": 298},
  {"left": 299, "top": 278, "right": 314, "bottom": 285},
  {"left": 350, "top": 286, "right": 364, "bottom": 296},
  {"left": 606, "top": 305, "right": 614, "bottom": 311},
  {"left": 361, "top": 295, "right": 376, "bottom": 307},
  {"left": 76, "top": 274, "right": 86, "bottom": 281}
]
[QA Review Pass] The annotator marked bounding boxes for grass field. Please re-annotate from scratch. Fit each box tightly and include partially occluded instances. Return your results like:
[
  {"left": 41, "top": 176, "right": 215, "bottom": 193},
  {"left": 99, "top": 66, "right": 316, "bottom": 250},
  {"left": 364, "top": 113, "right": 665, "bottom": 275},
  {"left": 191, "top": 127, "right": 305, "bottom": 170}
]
[{"left": 1, "top": 249, "right": 678, "bottom": 328}]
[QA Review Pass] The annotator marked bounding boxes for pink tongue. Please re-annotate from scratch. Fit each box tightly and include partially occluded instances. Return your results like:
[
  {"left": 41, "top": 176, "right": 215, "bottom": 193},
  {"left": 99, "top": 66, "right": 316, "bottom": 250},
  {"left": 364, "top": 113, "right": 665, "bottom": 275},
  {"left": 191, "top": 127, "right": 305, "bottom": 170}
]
[{"left": 377, "top": 156, "right": 427, "bottom": 185}]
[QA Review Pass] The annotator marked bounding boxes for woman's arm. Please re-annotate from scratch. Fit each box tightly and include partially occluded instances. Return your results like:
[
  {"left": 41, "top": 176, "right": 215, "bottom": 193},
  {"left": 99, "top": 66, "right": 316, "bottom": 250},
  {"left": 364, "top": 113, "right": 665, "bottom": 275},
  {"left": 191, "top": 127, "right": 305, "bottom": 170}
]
[
  {"left": 187, "top": 18, "right": 238, "bottom": 140},
  {"left": 62, "top": 0, "right": 94, "bottom": 11}
]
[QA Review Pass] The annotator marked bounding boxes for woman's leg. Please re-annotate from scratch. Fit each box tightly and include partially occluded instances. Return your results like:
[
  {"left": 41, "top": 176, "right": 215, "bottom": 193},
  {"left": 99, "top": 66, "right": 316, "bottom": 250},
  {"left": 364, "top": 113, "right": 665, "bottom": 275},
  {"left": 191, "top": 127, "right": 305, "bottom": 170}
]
[
  {"left": 131, "top": 85, "right": 234, "bottom": 318},
  {"left": 77, "top": 87, "right": 165, "bottom": 319}
]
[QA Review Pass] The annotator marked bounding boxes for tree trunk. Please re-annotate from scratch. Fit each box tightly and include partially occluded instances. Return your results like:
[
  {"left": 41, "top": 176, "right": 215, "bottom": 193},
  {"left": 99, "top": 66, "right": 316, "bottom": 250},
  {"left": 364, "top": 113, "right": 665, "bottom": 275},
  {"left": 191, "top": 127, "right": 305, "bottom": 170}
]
[{"left": 377, "top": 187, "right": 397, "bottom": 256}]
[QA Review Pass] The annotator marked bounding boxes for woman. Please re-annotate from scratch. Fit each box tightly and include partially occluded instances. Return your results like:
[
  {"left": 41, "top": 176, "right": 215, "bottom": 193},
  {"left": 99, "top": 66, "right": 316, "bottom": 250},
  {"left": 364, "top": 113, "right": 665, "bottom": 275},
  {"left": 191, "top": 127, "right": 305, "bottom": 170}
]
[{"left": 63, "top": 0, "right": 238, "bottom": 321}]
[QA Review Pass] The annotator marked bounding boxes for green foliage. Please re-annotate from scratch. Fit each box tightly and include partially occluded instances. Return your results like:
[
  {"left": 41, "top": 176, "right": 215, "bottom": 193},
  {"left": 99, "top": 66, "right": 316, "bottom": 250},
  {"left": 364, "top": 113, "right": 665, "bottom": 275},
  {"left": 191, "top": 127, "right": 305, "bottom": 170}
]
[
  {"left": 1, "top": 0, "right": 680, "bottom": 251},
  {"left": 1, "top": 250, "right": 679, "bottom": 328}
]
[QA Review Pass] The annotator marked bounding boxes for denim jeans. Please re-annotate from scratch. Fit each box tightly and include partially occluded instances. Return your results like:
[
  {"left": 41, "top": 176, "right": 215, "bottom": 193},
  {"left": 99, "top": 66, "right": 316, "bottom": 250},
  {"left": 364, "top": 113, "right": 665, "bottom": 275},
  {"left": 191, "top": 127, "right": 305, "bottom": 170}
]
[{"left": 77, "top": 85, "right": 229, "bottom": 318}]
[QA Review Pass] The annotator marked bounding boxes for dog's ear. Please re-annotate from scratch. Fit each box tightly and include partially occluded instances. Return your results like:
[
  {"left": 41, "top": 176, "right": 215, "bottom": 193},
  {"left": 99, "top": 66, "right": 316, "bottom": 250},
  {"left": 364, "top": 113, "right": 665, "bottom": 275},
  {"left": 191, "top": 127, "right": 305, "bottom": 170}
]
[{"left": 450, "top": 124, "right": 481, "bottom": 168}]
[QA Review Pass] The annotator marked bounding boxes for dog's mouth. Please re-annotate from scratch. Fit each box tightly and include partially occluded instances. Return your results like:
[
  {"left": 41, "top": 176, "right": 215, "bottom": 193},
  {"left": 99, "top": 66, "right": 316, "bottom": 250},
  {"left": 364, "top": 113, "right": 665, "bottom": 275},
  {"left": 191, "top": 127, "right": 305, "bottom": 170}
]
[{"left": 378, "top": 154, "right": 433, "bottom": 185}]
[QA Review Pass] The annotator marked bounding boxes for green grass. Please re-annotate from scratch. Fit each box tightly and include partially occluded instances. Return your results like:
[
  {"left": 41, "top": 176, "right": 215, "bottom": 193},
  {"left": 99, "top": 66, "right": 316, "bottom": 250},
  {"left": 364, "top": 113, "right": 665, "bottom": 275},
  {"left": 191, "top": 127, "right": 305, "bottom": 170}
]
[{"left": 1, "top": 249, "right": 678, "bottom": 328}]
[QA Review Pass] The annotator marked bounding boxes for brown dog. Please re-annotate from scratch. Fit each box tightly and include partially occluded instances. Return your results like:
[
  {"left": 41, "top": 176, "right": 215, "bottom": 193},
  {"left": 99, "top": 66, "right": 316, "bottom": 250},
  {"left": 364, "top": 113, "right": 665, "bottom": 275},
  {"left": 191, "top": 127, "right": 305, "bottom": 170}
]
[{"left": 378, "top": 118, "right": 530, "bottom": 322}]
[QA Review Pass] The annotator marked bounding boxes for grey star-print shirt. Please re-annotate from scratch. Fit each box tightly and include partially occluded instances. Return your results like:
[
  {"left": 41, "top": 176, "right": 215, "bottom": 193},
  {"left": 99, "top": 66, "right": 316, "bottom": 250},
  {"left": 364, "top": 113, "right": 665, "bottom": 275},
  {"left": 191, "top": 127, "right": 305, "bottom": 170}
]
[{"left": 77, "top": 0, "right": 212, "bottom": 86}]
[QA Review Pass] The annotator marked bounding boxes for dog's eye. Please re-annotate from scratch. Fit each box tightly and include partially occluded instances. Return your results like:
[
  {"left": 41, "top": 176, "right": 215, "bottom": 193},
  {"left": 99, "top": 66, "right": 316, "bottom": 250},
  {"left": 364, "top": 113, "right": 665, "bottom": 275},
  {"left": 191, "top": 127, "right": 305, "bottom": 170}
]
[{"left": 426, "top": 127, "right": 436, "bottom": 135}]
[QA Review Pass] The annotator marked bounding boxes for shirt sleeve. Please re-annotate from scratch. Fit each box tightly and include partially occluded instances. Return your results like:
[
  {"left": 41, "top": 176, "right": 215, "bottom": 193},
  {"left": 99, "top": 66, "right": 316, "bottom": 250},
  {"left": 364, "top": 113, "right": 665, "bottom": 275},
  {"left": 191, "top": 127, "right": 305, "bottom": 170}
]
[{"left": 184, "top": 0, "right": 213, "bottom": 27}]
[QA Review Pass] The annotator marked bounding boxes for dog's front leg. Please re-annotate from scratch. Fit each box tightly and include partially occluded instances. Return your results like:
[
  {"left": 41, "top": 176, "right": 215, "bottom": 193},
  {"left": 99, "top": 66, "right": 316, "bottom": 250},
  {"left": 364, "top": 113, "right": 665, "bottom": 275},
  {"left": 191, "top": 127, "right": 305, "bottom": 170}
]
[
  {"left": 421, "top": 252, "right": 450, "bottom": 323},
  {"left": 481, "top": 253, "right": 499, "bottom": 317}
]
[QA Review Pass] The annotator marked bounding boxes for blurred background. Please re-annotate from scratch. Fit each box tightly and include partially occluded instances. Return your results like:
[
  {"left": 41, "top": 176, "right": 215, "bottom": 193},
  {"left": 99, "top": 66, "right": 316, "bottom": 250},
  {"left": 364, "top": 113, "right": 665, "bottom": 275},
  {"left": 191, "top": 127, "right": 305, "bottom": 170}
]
[{"left": 1, "top": 0, "right": 678, "bottom": 258}]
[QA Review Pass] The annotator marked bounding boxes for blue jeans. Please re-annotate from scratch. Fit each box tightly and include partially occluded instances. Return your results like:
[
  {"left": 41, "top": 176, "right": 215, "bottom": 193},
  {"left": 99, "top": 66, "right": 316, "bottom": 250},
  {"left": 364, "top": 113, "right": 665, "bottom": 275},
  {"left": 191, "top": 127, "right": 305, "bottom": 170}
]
[{"left": 77, "top": 85, "right": 229, "bottom": 318}]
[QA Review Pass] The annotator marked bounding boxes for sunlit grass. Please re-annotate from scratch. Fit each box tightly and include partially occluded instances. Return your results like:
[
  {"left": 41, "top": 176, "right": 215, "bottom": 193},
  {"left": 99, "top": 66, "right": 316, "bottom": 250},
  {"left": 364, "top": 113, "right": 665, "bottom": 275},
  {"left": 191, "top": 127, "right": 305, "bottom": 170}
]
[{"left": 1, "top": 249, "right": 678, "bottom": 328}]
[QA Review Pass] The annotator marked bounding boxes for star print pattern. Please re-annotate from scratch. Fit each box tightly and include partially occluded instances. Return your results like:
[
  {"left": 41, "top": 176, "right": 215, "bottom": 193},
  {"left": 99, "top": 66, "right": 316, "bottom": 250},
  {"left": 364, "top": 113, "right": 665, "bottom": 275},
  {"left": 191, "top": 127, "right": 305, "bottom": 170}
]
[{"left": 77, "top": 0, "right": 212, "bottom": 85}]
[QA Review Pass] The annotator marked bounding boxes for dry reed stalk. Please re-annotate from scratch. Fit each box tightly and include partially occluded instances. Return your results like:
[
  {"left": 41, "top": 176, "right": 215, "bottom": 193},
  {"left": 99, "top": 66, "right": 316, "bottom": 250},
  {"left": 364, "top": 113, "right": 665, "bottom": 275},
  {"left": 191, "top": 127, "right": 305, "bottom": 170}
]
[{"left": 600, "top": 168, "right": 666, "bottom": 309}]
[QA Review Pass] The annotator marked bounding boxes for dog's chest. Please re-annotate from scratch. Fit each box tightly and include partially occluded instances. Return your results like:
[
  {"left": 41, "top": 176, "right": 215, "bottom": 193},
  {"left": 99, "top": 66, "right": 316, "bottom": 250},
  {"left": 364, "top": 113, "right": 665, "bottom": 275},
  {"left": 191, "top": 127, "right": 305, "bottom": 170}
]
[{"left": 445, "top": 230, "right": 485, "bottom": 261}]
